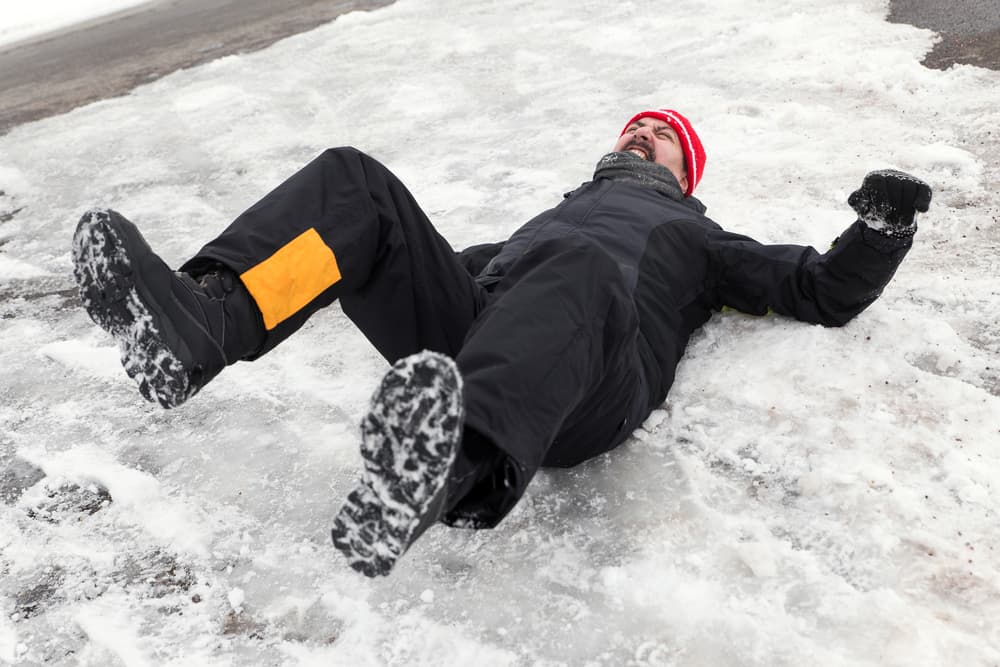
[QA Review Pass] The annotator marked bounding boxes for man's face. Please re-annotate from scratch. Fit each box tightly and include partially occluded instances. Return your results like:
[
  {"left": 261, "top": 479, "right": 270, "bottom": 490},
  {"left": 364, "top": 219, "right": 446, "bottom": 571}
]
[{"left": 613, "top": 117, "right": 689, "bottom": 192}]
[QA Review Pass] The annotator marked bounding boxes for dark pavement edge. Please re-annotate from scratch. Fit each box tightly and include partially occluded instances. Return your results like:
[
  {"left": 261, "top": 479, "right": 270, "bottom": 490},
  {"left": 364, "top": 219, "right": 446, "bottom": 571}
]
[
  {"left": 0, "top": 0, "right": 393, "bottom": 136},
  {"left": 888, "top": 0, "right": 1000, "bottom": 71}
]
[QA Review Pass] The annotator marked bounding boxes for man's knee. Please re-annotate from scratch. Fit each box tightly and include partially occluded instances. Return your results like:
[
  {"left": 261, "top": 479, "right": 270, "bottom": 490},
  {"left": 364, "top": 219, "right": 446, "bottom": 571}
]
[
  {"left": 315, "top": 146, "right": 399, "bottom": 192},
  {"left": 315, "top": 146, "right": 365, "bottom": 169},
  {"left": 318, "top": 146, "right": 361, "bottom": 158},
  {"left": 317, "top": 146, "right": 389, "bottom": 170}
]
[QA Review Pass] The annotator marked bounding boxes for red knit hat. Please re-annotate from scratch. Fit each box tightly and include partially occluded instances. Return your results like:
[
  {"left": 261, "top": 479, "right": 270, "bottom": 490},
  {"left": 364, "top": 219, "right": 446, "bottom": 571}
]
[{"left": 620, "top": 109, "right": 706, "bottom": 197}]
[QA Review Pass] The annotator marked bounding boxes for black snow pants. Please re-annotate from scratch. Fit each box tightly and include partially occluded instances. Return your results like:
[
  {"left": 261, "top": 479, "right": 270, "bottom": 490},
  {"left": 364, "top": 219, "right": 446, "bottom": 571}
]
[{"left": 183, "top": 148, "right": 651, "bottom": 527}]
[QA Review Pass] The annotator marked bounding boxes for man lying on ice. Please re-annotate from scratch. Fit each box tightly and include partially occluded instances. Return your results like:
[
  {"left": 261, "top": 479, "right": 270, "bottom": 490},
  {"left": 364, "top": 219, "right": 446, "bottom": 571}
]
[{"left": 71, "top": 108, "right": 932, "bottom": 577}]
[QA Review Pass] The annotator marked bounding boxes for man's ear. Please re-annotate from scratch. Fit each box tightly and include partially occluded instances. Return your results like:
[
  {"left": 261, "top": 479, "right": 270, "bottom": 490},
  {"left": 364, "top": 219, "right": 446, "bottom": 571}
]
[{"left": 677, "top": 171, "right": 689, "bottom": 193}]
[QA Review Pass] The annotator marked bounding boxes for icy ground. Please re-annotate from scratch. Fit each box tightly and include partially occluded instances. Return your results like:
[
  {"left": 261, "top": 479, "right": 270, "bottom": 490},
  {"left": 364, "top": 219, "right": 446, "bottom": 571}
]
[
  {"left": 1, "top": 0, "right": 999, "bottom": 664},
  {"left": 0, "top": 0, "right": 153, "bottom": 48}
]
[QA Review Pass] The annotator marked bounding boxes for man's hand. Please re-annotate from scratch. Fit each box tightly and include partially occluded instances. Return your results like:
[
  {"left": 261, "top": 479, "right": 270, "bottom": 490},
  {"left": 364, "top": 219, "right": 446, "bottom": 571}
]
[{"left": 848, "top": 169, "right": 932, "bottom": 239}]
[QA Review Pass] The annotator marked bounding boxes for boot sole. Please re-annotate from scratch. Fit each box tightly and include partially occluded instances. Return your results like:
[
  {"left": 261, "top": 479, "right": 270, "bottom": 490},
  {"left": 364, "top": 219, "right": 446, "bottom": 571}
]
[
  {"left": 331, "top": 351, "right": 463, "bottom": 577},
  {"left": 71, "top": 209, "right": 192, "bottom": 408}
]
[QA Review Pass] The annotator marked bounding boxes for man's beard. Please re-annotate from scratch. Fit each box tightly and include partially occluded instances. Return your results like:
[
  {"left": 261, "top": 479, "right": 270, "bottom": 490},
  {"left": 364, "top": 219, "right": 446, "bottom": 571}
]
[{"left": 623, "top": 139, "right": 656, "bottom": 163}]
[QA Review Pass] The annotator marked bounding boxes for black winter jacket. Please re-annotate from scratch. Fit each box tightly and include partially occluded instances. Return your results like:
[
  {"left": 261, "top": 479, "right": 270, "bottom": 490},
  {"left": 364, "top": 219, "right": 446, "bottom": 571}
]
[{"left": 459, "top": 153, "right": 912, "bottom": 408}]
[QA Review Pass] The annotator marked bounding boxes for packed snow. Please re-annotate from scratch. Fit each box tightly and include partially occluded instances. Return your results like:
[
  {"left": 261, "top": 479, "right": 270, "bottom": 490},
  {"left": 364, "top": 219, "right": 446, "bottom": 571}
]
[
  {"left": 0, "top": 0, "right": 153, "bottom": 48},
  {"left": 1, "top": 0, "right": 999, "bottom": 665}
]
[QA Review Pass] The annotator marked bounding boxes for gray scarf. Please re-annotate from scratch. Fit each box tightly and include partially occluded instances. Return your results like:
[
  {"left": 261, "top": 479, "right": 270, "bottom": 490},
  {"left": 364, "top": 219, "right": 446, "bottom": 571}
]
[{"left": 593, "top": 151, "right": 685, "bottom": 202}]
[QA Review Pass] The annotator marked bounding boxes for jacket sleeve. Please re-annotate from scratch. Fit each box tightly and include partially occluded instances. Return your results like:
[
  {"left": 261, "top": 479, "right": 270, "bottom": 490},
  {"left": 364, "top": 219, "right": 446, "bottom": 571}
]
[
  {"left": 455, "top": 241, "right": 506, "bottom": 277},
  {"left": 706, "top": 220, "right": 912, "bottom": 327}
]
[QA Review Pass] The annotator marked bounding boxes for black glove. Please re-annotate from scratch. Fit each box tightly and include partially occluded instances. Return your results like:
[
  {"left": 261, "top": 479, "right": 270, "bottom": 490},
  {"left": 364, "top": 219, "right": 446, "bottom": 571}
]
[{"left": 848, "top": 169, "right": 932, "bottom": 239}]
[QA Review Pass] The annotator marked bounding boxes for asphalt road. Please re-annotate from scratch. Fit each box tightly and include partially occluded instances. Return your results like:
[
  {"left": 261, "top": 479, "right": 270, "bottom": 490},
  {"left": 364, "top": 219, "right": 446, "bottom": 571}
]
[
  {"left": 0, "top": 0, "right": 996, "bottom": 136},
  {"left": 889, "top": 0, "right": 1000, "bottom": 70},
  {"left": 0, "top": 0, "right": 393, "bottom": 136}
]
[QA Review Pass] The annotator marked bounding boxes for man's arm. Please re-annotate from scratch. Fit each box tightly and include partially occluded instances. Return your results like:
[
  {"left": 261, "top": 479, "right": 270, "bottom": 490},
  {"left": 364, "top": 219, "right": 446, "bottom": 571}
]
[{"left": 706, "top": 170, "right": 932, "bottom": 327}]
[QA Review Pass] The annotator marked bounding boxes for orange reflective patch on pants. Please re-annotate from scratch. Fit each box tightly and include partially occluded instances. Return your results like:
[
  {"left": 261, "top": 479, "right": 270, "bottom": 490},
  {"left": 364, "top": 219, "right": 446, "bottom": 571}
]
[{"left": 239, "top": 227, "right": 342, "bottom": 330}]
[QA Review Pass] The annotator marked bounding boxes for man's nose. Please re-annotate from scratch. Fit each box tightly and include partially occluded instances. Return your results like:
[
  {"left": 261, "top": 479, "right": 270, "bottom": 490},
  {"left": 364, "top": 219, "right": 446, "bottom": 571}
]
[{"left": 634, "top": 126, "right": 653, "bottom": 140}]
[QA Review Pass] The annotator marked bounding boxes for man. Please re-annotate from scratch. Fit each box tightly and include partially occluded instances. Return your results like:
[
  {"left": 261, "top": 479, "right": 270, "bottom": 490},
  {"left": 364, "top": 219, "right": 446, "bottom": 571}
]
[{"left": 71, "top": 108, "right": 932, "bottom": 577}]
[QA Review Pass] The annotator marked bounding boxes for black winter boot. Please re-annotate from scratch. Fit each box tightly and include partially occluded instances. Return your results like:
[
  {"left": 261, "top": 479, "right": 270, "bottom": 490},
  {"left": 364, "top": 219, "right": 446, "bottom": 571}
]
[
  {"left": 331, "top": 351, "right": 464, "bottom": 577},
  {"left": 72, "top": 209, "right": 264, "bottom": 408}
]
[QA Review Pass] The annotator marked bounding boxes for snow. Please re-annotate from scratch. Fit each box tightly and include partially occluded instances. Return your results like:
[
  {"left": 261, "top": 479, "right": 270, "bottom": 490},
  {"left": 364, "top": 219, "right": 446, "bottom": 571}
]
[
  {"left": 0, "top": 0, "right": 153, "bottom": 48},
  {"left": 1, "top": 0, "right": 999, "bottom": 664}
]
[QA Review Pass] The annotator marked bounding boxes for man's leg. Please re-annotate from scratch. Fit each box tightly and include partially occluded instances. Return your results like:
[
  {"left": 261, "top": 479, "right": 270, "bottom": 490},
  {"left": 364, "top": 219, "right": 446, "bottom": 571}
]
[
  {"left": 186, "top": 147, "right": 485, "bottom": 362},
  {"left": 329, "top": 233, "right": 649, "bottom": 575},
  {"left": 325, "top": 235, "right": 649, "bottom": 575},
  {"left": 73, "top": 147, "right": 484, "bottom": 407},
  {"left": 443, "top": 238, "right": 651, "bottom": 528},
  {"left": 74, "top": 148, "right": 502, "bottom": 576}
]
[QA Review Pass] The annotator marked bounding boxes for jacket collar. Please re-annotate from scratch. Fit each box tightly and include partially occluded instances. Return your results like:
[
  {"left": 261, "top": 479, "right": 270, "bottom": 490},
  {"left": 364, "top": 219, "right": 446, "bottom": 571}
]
[{"left": 593, "top": 151, "right": 707, "bottom": 214}]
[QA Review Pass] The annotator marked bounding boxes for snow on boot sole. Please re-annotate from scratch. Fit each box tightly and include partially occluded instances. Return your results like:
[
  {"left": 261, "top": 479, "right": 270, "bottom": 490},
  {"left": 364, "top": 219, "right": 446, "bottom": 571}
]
[
  {"left": 331, "top": 351, "right": 463, "bottom": 577},
  {"left": 72, "top": 209, "right": 193, "bottom": 408}
]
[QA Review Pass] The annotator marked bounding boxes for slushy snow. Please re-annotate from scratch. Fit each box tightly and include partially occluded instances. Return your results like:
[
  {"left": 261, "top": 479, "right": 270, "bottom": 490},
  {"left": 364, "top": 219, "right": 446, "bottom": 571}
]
[{"left": 1, "top": 0, "right": 999, "bottom": 665}]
